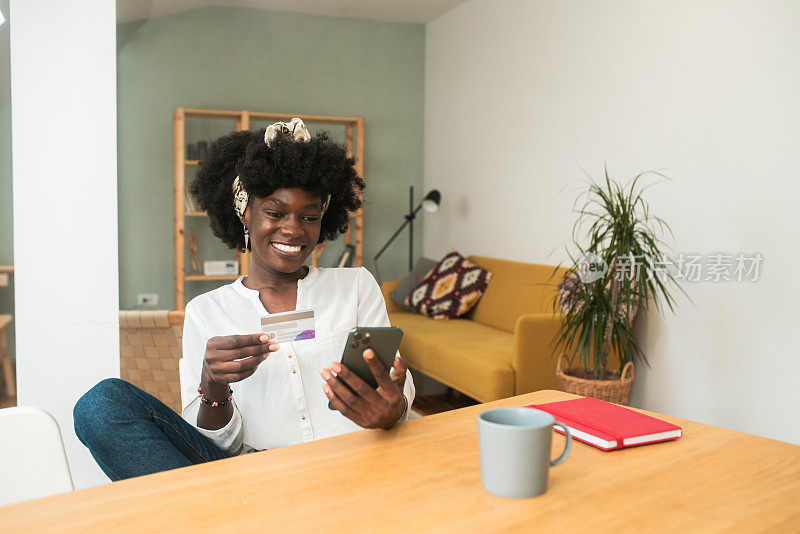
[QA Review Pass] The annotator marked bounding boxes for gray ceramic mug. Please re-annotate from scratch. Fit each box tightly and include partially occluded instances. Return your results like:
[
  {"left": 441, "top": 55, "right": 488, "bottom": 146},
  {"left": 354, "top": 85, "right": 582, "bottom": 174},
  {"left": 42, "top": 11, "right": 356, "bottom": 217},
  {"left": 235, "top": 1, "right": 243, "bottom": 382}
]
[{"left": 477, "top": 407, "right": 572, "bottom": 498}]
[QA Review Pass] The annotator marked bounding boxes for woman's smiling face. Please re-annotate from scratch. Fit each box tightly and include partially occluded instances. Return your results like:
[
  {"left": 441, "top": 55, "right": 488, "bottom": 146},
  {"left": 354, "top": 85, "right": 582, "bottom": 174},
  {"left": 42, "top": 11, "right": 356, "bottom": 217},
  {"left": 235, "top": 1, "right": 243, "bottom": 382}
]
[{"left": 243, "top": 187, "right": 324, "bottom": 274}]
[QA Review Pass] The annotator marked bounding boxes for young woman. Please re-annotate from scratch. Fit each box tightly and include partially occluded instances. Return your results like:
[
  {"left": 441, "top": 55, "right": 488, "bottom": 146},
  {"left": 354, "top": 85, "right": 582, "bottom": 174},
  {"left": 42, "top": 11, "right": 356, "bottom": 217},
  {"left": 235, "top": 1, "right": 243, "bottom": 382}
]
[{"left": 74, "top": 119, "right": 414, "bottom": 481}]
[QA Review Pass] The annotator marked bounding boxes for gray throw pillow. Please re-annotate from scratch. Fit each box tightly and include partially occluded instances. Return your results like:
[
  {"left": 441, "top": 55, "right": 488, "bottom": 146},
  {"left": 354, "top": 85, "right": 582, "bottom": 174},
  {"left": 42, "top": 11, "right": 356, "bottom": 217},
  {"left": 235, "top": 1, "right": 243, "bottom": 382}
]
[{"left": 389, "top": 257, "right": 438, "bottom": 311}]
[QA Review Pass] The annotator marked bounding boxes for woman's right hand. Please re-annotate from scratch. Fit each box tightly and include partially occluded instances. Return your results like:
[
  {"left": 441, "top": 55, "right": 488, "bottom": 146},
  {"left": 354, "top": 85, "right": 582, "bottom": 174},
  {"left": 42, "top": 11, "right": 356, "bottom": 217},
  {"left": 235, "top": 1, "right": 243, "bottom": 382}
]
[{"left": 201, "top": 334, "right": 279, "bottom": 389}]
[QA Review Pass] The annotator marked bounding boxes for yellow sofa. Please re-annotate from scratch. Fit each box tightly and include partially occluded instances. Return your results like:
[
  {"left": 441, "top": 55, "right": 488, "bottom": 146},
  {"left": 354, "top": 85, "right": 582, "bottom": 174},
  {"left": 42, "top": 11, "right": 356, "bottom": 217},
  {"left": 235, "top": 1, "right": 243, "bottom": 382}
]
[{"left": 382, "top": 256, "right": 571, "bottom": 403}]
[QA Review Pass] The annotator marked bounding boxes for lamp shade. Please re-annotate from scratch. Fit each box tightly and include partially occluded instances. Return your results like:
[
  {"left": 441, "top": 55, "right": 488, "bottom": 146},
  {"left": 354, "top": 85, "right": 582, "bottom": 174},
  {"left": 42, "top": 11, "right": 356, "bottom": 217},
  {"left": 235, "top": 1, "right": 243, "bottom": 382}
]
[{"left": 421, "top": 189, "right": 441, "bottom": 213}]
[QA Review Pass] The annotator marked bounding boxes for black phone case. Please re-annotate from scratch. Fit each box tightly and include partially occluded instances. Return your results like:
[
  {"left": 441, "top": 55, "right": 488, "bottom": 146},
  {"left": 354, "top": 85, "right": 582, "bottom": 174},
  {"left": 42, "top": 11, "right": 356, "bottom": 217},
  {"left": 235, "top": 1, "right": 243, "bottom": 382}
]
[{"left": 328, "top": 327, "right": 403, "bottom": 409}]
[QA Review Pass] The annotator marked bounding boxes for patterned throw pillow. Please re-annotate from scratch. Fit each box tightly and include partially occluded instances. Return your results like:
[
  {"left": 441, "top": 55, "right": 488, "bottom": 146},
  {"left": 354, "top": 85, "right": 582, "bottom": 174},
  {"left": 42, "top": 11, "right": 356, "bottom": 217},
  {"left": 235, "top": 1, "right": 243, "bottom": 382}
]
[{"left": 404, "top": 250, "right": 493, "bottom": 319}]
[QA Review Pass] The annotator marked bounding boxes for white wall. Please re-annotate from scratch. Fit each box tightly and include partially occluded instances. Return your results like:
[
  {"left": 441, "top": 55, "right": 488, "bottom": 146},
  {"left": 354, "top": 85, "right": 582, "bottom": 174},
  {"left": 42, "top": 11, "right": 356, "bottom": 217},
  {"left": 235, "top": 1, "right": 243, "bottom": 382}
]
[
  {"left": 11, "top": 0, "right": 119, "bottom": 488},
  {"left": 425, "top": 0, "right": 800, "bottom": 443}
]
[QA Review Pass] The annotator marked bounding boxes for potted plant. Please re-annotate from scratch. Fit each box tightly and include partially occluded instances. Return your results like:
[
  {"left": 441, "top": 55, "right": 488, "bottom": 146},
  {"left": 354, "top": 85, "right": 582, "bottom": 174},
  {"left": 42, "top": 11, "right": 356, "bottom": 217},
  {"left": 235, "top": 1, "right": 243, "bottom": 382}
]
[{"left": 553, "top": 168, "right": 685, "bottom": 404}]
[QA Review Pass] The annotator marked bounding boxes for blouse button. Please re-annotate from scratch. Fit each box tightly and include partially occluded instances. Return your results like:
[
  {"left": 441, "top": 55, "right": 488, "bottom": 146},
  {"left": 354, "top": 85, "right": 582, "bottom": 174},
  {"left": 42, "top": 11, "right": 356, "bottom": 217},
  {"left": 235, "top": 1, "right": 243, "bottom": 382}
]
[
  {"left": 301, "top": 415, "right": 306, "bottom": 420},
  {"left": 288, "top": 354, "right": 293, "bottom": 358},
  {"left": 292, "top": 369, "right": 297, "bottom": 374}
]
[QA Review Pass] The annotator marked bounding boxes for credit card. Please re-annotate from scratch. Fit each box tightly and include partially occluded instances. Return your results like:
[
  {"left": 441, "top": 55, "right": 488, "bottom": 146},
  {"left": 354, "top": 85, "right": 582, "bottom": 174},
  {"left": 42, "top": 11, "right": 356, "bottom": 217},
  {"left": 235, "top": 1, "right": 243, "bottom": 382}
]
[{"left": 260, "top": 309, "right": 315, "bottom": 343}]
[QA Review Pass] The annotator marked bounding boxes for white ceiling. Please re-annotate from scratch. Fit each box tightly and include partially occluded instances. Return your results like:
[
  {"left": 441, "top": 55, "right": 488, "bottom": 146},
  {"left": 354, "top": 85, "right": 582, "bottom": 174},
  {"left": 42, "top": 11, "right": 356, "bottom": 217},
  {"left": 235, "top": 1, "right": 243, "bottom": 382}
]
[{"left": 116, "top": 0, "right": 468, "bottom": 25}]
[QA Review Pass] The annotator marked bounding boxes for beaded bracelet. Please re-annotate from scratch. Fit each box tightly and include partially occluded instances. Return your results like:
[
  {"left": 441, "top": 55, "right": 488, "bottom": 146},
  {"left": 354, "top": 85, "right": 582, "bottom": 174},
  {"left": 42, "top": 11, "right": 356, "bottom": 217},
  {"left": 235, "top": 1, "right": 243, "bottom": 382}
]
[
  {"left": 197, "top": 385, "right": 233, "bottom": 407},
  {"left": 395, "top": 394, "right": 409, "bottom": 425}
]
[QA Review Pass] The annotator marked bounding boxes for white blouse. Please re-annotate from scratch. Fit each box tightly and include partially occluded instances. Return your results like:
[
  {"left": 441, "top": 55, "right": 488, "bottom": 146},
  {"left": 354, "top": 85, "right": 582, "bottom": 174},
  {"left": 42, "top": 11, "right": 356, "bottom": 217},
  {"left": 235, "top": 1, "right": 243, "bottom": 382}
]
[{"left": 179, "top": 266, "right": 415, "bottom": 455}]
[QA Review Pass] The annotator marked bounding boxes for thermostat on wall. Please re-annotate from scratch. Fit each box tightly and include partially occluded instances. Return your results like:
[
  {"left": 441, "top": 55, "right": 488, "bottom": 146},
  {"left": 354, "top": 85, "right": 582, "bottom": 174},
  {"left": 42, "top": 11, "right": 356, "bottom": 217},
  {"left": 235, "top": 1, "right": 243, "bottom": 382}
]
[{"left": 204, "top": 260, "right": 240, "bottom": 276}]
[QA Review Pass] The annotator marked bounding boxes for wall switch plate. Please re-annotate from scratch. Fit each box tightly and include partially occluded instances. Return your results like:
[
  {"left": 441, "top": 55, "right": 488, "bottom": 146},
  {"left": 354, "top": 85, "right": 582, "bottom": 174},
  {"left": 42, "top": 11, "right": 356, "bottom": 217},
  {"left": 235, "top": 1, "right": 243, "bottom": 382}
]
[{"left": 137, "top": 293, "right": 159, "bottom": 306}]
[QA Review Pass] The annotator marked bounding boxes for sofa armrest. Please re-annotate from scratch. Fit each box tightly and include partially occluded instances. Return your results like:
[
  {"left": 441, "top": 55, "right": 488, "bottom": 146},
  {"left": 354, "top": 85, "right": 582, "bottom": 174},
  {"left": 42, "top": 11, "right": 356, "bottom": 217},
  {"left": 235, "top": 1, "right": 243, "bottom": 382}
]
[
  {"left": 512, "top": 313, "right": 564, "bottom": 395},
  {"left": 512, "top": 313, "right": 624, "bottom": 395},
  {"left": 380, "top": 280, "right": 404, "bottom": 314}
]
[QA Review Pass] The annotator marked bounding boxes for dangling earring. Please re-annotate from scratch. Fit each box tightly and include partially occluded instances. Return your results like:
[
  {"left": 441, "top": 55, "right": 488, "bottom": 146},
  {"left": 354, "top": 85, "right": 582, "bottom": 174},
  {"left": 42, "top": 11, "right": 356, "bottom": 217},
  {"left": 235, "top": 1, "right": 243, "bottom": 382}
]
[{"left": 243, "top": 225, "right": 250, "bottom": 251}]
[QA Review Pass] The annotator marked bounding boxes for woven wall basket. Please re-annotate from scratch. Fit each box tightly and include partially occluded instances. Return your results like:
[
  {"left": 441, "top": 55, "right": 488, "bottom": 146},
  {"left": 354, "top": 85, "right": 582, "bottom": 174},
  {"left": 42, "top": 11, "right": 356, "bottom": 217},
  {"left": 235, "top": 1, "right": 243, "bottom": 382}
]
[{"left": 556, "top": 353, "right": 634, "bottom": 405}]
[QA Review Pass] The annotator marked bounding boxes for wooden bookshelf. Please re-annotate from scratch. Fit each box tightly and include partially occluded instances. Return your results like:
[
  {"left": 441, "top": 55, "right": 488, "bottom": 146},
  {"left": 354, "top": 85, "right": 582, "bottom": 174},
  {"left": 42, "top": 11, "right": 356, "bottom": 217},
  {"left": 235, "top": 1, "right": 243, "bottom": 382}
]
[{"left": 173, "top": 107, "right": 365, "bottom": 310}]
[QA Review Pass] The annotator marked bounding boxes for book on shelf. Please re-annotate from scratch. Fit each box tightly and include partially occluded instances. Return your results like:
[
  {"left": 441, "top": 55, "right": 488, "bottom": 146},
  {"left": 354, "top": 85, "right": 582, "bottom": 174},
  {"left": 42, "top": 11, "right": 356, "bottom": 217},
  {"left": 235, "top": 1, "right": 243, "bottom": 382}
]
[
  {"left": 335, "top": 245, "right": 355, "bottom": 268},
  {"left": 184, "top": 188, "right": 196, "bottom": 212},
  {"left": 526, "top": 397, "right": 682, "bottom": 451}
]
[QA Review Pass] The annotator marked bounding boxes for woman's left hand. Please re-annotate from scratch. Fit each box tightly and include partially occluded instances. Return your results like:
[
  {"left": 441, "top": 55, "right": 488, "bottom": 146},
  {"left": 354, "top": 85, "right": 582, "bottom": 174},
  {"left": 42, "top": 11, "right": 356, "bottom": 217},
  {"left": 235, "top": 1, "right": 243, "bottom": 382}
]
[{"left": 321, "top": 350, "right": 408, "bottom": 429}]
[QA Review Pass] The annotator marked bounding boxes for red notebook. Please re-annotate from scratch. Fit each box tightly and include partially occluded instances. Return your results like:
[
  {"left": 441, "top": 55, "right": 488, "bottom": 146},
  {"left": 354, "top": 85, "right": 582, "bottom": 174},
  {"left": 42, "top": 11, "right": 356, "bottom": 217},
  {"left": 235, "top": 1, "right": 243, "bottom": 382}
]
[{"left": 526, "top": 397, "right": 682, "bottom": 451}]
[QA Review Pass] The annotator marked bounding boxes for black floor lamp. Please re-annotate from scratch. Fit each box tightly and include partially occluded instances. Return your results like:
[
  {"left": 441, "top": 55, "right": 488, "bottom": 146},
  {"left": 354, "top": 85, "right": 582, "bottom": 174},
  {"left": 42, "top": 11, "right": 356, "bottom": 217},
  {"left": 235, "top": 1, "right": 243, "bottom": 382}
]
[{"left": 374, "top": 186, "right": 441, "bottom": 275}]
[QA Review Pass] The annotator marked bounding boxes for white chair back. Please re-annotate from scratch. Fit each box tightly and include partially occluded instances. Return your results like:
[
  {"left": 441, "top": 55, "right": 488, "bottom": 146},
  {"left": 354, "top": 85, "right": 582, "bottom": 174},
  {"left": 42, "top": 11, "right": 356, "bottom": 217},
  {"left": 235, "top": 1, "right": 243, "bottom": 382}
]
[{"left": 0, "top": 406, "right": 74, "bottom": 507}]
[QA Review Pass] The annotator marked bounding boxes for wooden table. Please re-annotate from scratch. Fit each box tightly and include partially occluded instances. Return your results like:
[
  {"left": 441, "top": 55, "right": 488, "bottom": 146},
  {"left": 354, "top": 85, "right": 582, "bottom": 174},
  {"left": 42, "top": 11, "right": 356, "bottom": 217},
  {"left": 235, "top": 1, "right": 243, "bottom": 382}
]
[{"left": 1, "top": 390, "right": 799, "bottom": 532}]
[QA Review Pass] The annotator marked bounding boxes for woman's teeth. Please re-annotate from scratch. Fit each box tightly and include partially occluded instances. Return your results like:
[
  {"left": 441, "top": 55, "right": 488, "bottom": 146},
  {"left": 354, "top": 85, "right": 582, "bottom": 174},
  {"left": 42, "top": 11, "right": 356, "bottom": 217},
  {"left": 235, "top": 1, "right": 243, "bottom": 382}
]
[{"left": 272, "top": 243, "right": 302, "bottom": 254}]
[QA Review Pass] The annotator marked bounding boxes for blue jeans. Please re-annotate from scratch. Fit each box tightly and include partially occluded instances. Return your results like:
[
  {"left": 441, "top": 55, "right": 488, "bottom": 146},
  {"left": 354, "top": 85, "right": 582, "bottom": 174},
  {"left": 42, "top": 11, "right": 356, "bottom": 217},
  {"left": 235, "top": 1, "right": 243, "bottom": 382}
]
[{"left": 74, "top": 378, "right": 232, "bottom": 481}]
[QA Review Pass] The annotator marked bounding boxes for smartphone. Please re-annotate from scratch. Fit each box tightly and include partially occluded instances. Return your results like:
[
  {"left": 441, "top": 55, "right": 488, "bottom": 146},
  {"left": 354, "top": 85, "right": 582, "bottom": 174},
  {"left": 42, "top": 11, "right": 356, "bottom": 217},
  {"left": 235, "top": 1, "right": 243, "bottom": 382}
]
[{"left": 327, "top": 326, "right": 403, "bottom": 409}]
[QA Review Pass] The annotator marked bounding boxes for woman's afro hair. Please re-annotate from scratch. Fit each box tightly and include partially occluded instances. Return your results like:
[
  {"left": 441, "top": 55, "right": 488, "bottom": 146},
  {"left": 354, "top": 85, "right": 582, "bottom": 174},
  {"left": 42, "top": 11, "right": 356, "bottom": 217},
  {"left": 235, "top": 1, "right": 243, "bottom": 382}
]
[{"left": 190, "top": 129, "right": 365, "bottom": 251}]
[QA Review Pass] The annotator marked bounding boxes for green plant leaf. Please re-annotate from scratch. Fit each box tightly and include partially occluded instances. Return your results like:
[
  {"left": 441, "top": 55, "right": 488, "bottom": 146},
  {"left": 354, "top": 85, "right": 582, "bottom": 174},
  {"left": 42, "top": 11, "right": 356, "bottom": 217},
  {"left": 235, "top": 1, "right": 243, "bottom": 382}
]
[{"left": 552, "top": 168, "right": 684, "bottom": 377}]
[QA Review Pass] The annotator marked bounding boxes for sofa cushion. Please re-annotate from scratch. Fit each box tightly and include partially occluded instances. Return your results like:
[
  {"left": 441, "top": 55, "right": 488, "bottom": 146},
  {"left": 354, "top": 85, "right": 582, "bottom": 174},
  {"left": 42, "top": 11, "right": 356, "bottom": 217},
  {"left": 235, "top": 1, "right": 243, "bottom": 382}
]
[
  {"left": 466, "top": 256, "right": 568, "bottom": 333},
  {"left": 404, "top": 251, "right": 492, "bottom": 319},
  {"left": 389, "top": 310, "right": 514, "bottom": 402},
  {"left": 389, "top": 257, "right": 437, "bottom": 311}
]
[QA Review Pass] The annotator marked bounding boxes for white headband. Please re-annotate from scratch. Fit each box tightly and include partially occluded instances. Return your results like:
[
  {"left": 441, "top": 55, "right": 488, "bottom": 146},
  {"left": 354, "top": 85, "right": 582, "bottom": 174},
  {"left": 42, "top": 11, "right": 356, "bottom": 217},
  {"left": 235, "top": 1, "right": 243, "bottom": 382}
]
[
  {"left": 232, "top": 118, "right": 330, "bottom": 223},
  {"left": 265, "top": 117, "right": 310, "bottom": 146}
]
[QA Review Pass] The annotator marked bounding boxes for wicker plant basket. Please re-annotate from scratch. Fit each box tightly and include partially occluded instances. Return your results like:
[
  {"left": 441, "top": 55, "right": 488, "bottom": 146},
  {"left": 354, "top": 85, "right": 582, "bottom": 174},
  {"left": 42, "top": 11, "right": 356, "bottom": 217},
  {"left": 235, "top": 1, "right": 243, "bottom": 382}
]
[{"left": 556, "top": 353, "right": 634, "bottom": 405}]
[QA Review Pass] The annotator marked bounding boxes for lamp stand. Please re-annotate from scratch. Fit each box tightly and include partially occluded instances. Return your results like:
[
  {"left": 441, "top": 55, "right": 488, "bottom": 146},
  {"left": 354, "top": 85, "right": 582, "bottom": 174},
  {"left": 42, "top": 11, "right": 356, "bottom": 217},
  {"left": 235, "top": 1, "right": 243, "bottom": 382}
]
[
  {"left": 374, "top": 185, "right": 424, "bottom": 274},
  {"left": 408, "top": 185, "right": 414, "bottom": 271}
]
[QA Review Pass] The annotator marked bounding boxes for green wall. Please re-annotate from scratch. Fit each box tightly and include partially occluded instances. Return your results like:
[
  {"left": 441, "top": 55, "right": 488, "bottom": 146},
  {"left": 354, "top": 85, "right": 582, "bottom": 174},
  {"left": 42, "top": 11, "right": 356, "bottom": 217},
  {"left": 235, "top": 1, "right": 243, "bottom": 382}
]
[{"left": 118, "top": 7, "right": 425, "bottom": 309}]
